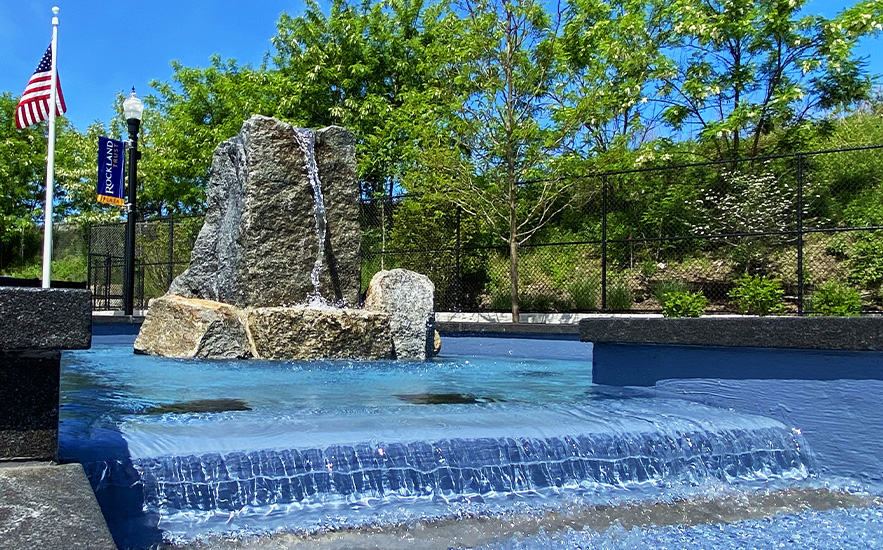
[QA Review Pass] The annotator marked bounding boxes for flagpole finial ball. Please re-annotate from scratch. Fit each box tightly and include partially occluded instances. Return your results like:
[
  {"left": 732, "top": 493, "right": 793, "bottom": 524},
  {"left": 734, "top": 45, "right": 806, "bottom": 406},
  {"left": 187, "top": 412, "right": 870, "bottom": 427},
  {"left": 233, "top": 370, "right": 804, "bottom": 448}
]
[{"left": 52, "top": 6, "right": 59, "bottom": 14}]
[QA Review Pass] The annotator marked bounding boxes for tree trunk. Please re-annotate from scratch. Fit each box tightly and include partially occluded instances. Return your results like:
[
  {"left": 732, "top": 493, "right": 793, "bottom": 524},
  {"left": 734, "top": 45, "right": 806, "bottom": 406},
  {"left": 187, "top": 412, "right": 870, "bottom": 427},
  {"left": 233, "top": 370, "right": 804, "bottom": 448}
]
[
  {"left": 504, "top": 1, "right": 519, "bottom": 324},
  {"left": 509, "top": 201, "right": 520, "bottom": 324}
]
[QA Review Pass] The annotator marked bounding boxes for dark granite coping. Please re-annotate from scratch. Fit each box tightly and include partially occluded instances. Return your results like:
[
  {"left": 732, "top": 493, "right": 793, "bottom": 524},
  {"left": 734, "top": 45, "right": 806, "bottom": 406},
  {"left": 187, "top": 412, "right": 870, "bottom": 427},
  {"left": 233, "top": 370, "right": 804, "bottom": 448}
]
[
  {"left": 579, "top": 316, "right": 883, "bottom": 351},
  {"left": 0, "top": 288, "right": 91, "bottom": 351},
  {"left": 0, "top": 462, "right": 116, "bottom": 550}
]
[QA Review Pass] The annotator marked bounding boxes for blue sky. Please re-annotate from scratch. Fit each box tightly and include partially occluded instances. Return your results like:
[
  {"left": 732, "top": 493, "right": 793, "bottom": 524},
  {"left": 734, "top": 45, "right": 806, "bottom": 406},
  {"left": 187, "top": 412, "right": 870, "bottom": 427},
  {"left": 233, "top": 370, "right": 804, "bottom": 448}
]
[
  {"left": 0, "top": 1, "right": 301, "bottom": 133},
  {"left": 0, "top": 0, "right": 880, "bottom": 133}
]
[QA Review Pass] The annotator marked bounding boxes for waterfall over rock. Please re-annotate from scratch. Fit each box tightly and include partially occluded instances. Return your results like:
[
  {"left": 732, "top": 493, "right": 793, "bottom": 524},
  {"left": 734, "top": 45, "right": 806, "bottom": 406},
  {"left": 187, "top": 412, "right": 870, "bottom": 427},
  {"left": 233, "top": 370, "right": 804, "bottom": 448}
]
[
  {"left": 135, "top": 116, "right": 436, "bottom": 361},
  {"left": 169, "top": 115, "right": 360, "bottom": 308}
]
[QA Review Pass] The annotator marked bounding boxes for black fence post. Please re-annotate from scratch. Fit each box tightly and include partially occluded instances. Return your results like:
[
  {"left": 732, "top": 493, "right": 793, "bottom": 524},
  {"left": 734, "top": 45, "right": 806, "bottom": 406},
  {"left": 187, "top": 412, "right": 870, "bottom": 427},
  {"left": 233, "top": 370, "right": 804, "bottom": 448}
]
[
  {"left": 103, "top": 255, "right": 111, "bottom": 311},
  {"left": 138, "top": 259, "right": 145, "bottom": 310},
  {"left": 168, "top": 215, "right": 175, "bottom": 291},
  {"left": 455, "top": 206, "right": 462, "bottom": 312},
  {"left": 601, "top": 174, "right": 608, "bottom": 311},
  {"left": 86, "top": 223, "right": 92, "bottom": 291},
  {"left": 797, "top": 154, "right": 805, "bottom": 315}
]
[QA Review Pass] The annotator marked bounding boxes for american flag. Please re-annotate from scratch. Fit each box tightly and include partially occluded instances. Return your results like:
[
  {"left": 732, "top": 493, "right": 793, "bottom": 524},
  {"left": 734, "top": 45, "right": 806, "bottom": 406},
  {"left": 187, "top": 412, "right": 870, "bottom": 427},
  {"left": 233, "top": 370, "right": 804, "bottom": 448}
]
[{"left": 15, "top": 45, "right": 67, "bottom": 130}]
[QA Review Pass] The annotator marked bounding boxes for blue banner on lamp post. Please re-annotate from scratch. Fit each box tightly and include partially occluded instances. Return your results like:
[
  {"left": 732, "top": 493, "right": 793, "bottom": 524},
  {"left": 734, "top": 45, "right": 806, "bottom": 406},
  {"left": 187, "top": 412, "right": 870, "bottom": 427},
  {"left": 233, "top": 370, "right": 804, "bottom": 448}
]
[{"left": 97, "top": 136, "right": 126, "bottom": 206}]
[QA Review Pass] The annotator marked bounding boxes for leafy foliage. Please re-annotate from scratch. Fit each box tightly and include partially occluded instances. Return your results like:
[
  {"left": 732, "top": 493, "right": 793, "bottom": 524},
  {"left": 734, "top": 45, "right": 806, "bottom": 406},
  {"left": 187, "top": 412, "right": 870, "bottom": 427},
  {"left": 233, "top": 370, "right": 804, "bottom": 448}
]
[
  {"left": 808, "top": 281, "right": 862, "bottom": 316},
  {"left": 657, "top": 0, "right": 882, "bottom": 157},
  {"left": 661, "top": 290, "right": 707, "bottom": 317},
  {"left": 606, "top": 276, "right": 634, "bottom": 311},
  {"left": 728, "top": 274, "right": 787, "bottom": 315}
]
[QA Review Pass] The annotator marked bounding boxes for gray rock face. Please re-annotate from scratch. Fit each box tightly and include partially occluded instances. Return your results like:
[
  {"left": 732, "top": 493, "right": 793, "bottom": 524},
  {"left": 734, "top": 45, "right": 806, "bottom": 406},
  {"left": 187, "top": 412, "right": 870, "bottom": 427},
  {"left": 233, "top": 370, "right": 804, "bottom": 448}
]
[
  {"left": 0, "top": 463, "right": 117, "bottom": 550},
  {"left": 0, "top": 287, "right": 91, "bottom": 461},
  {"left": 364, "top": 269, "right": 436, "bottom": 360},
  {"left": 169, "top": 115, "right": 361, "bottom": 307}
]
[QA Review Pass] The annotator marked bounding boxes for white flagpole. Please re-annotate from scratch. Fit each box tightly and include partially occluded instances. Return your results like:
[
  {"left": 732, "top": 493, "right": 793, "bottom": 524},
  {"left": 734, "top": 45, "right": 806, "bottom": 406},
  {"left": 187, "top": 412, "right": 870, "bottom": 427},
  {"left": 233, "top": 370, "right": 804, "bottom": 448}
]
[{"left": 41, "top": 6, "right": 60, "bottom": 288}]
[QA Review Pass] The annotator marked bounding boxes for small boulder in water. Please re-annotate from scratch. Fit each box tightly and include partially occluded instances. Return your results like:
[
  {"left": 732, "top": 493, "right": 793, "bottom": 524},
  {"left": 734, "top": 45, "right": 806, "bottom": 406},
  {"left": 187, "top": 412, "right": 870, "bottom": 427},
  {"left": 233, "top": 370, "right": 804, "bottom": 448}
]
[
  {"left": 364, "top": 269, "right": 437, "bottom": 360},
  {"left": 134, "top": 295, "right": 251, "bottom": 359}
]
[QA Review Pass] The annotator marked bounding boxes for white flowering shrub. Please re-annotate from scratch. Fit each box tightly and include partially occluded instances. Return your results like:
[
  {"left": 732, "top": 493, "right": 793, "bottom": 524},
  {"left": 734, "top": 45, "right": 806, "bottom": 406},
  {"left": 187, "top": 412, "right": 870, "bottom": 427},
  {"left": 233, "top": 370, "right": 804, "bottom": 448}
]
[{"left": 687, "top": 169, "right": 797, "bottom": 237}]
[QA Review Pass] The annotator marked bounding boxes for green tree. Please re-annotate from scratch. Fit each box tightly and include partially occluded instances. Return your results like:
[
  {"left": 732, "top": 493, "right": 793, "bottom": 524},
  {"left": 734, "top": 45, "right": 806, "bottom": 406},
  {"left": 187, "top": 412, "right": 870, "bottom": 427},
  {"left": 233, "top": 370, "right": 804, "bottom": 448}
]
[
  {"left": 144, "top": 59, "right": 295, "bottom": 217},
  {"left": 555, "top": 0, "right": 670, "bottom": 158},
  {"left": 657, "top": 0, "right": 883, "bottom": 158},
  {"left": 273, "top": 0, "right": 450, "bottom": 197},
  {"left": 0, "top": 92, "right": 101, "bottom": 269},
  {"left": 411, "top": 0, "right": 573, "bottom": 322}
]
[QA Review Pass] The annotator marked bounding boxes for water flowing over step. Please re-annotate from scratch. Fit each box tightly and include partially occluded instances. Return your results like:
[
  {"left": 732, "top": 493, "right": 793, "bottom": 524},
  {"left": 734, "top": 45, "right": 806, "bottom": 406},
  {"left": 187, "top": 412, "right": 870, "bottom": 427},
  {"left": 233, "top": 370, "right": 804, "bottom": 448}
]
[{"left": 79, "top": 400, "right": 813, "bottom": 542}]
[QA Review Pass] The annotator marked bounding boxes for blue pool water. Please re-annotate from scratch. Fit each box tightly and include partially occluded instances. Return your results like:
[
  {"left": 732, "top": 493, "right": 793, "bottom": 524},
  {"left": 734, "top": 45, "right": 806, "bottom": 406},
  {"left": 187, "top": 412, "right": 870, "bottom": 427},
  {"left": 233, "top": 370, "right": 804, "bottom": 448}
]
[{"left": 60, "top": 335, "right": 883, "bottom": 548}]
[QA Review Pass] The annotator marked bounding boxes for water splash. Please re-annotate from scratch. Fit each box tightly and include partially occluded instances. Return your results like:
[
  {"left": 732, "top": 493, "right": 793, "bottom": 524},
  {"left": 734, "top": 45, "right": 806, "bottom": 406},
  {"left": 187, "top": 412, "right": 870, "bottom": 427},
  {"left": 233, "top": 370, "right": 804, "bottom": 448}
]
[{"left": 292, "top": 128, "right": 326, "bottom": 302}]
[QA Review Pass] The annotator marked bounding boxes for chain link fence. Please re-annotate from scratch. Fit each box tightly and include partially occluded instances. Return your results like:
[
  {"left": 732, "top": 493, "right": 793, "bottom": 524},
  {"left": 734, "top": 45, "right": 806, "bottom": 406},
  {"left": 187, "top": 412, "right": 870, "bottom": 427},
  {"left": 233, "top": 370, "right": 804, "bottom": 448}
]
[
  {"left": 3, "top": 145, "right": 881, "bottom": 314},
  {"left": 363, "top": 145, "right": 883, "bottom": 315},
  {"left": 86, "top": 216, "right": 202, "bottom": 310}
]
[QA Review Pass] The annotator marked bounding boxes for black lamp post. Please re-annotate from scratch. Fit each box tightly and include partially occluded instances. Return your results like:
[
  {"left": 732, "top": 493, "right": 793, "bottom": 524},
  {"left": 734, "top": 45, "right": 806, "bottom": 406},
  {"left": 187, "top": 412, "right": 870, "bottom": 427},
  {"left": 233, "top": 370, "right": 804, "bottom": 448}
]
[{"left": 123, "top": 88, "right": 143, "bottom": 316}]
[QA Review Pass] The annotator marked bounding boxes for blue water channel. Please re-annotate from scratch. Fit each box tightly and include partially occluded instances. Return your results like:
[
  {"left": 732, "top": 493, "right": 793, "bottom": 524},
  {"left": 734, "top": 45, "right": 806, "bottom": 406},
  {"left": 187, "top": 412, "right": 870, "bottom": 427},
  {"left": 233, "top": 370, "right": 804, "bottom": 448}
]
[{"left": 59, "top": 335, "right": 883, "bottom": 548}]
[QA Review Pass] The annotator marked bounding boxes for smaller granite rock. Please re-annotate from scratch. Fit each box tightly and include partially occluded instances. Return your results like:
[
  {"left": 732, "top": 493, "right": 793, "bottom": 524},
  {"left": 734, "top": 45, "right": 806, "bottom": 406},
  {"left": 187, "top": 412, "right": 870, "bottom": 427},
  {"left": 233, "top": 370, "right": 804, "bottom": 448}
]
[
  {"left": 134, "top": 295, "right": 251, "bottom": 359},
  {"left": 364, "top": 269, "right": 436, "bottom": 360},
  {"left": 246, "top": 306, "right": 394, "bottom": 360}
]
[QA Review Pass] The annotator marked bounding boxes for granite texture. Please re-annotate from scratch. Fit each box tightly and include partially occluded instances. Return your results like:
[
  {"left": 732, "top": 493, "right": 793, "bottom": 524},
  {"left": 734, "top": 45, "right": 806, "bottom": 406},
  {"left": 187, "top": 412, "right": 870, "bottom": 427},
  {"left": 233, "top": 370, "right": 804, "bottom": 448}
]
[
  {"left": 579, "top": 316, "right": 883, "bottom": 351},
  {"left": 0, "top": 352, "right": 60, "bottom": 461},
  {"left": 134, "top": 295, "right": 251, "bottom": 359},
  {"left": 169, "top": 116, "right": 361, "bottom": 308},
  {"left": 0, "top": 462, "right": 116, "bottom": 549},
  {"left": 0, "top": 287, "right": 91, "bottom": 351},
  {"left": 246, "top": 306, "right": 394, "bottom": 360},
  {"left": 135, "top": 295, "right": 397, "bottom": 361},
  {"left": 364, "top": 269, "right": 436, "bottom": 360},
  {"left": 437, "top": 321, "right": 580, "bottom": 336}
]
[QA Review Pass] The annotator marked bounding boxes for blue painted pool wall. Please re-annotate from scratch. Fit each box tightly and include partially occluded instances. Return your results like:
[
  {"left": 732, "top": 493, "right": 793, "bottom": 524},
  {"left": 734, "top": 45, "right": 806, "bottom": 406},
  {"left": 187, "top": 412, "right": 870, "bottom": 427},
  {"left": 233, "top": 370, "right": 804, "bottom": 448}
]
[
  {"left": 592, "top": 343, "right": 883, "bottom": 386},
  {"left": 592, "top": 342, "right": 883, "bottom": 487}
]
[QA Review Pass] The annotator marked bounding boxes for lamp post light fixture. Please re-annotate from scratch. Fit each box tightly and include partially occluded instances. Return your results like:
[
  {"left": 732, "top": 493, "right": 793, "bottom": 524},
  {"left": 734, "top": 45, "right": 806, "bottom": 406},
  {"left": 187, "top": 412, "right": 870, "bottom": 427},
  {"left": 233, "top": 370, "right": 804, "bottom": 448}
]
[{"left": 122, "top": 88, "right": 143, "bottom": 316}]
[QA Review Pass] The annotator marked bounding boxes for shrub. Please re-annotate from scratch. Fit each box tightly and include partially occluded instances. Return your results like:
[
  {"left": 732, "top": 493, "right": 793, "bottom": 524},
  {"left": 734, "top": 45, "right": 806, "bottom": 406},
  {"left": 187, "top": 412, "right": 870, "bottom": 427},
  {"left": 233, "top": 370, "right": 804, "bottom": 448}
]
[
  {"left": 491, "top": 289, "right": 512, "bottom": 311},
  {"left": 847, "top": 233, "right": 883, "bottom": 287},
  {"left": 728, "top": 274, "right": 787, "bottom": 315},
  {"left": 650, "top": 279, "right": 690, "bottom": 304},
  {"left": 662, "top": 290, "right": 707, "bottom": 317},
  {"left": 3, "top": 256, "right": 86, "bottom": 282},
  {"left": 605, "top": 277, "right": 633, "bottom": 311},
  {"left": 568, "top": 275, "right": 600, "bottom": 310},
  {"left": 807, "top": 281, "right": 862, "bottom": 316},
  {"left": 520, "top": 292, "right": 554, "bottom": 312}
]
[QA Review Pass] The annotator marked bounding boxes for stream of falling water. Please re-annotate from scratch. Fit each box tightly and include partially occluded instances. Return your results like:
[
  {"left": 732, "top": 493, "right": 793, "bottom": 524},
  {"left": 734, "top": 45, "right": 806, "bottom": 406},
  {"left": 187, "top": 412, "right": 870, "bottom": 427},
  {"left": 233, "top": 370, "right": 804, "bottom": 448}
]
[{"left": 293, "top": 128, "right": 327, "bottom": 304}]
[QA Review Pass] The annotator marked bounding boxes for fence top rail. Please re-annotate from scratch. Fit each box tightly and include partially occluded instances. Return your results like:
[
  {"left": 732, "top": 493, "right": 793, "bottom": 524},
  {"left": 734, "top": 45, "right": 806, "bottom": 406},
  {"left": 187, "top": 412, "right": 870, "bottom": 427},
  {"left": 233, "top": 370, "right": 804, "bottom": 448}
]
[
  {"left": 355, "top": 143, "right": 883, "bottom": 197},
  {"left": 514, "top": 143, "right": 883, "bottom": 186}
]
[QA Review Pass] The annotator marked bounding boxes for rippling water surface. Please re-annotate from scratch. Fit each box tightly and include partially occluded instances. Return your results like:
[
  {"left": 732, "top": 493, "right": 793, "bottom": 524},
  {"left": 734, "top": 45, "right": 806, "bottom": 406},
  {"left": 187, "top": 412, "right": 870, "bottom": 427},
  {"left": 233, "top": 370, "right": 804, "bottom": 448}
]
[{"left": 60, "top": 336, "right": 882, "bottom": 549}]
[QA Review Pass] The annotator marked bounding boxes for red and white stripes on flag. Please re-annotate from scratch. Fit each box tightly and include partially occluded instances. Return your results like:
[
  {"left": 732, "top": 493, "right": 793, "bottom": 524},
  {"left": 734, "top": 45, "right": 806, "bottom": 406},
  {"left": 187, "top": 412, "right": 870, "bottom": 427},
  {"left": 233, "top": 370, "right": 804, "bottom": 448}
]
[{"left": 15, "top": 45, "right": 66, "bottom": 130}]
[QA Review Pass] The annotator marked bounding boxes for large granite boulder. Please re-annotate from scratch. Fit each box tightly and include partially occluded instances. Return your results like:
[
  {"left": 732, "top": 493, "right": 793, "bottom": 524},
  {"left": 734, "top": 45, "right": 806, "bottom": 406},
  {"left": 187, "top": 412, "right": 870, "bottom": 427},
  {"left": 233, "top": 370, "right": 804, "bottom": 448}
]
[
  {"left": 364, "top": 269, "right": 436, "bottom": 360},
  {"left": 246, "top": 306, "right": 393, "bottom": 360},
  {"left": 134, "top": 295, "right": 250, "bottom": 359},
  {"left": 169, "top": 115, "right": 361, "bottom": 308},
  {"left": 135, "top": 117, "right": 439, "bottom": 362}
]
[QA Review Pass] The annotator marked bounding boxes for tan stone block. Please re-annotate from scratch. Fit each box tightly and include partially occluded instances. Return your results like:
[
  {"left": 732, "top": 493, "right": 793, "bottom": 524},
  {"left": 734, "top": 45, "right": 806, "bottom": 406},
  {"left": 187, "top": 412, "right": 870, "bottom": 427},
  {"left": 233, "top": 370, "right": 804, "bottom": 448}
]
[
  {"left": 245, "top": 306, "right": 394, "bottom": 360},
  {"left": 134, "top": 295, "right": 251, "bottom": 359}
]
